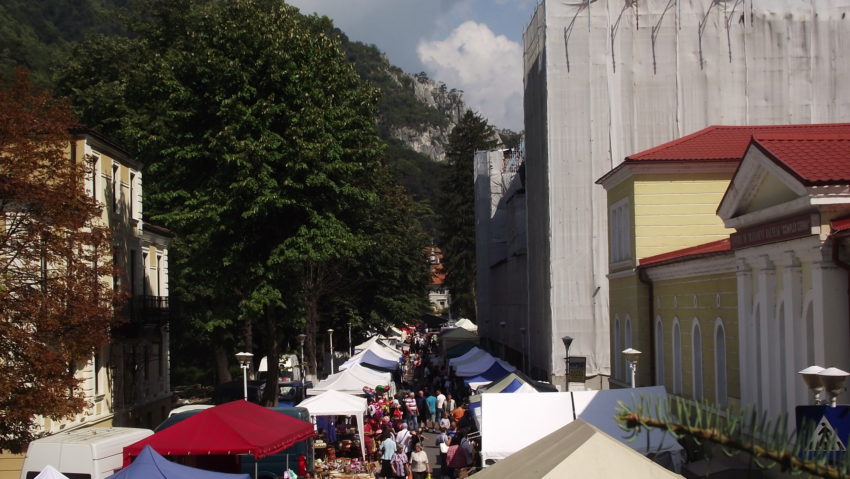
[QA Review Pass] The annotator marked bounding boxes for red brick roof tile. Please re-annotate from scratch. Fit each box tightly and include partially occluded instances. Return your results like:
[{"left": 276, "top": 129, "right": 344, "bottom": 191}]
[
  {"left": 639, "top": 238, "right": 732, "bottom": 267},
  {"left": 627, "top": 124, "right": 850, "bottom": 162},
  {"left": 752, "top": 134, "right": 850, "bottom": 185}
]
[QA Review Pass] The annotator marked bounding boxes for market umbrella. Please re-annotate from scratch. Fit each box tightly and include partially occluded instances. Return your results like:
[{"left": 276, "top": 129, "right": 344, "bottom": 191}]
[{"left": 123, "top": 400, "right": 314, "bottom": 465}]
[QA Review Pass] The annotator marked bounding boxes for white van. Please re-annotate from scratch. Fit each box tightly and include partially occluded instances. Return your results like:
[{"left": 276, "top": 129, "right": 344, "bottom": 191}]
[{"left": 19, "top": 427, "right": 153, "bottom": 479}]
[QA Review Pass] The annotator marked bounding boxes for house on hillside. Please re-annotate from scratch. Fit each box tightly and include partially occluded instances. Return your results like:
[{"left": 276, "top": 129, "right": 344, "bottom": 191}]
[
  {"left": 426, "top": 246, "right": 451, "bottom": 315},
  {"left": 599, "top": 123, "right": 850, "bottom": 420}
]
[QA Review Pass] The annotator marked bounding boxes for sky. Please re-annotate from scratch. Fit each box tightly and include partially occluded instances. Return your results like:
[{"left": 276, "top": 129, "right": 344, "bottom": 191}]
[{"left": 287, "top": 0, "right": 540, "bottom": 131}]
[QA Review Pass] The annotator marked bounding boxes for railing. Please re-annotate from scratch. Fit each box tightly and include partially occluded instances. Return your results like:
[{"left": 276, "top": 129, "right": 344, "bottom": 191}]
[{"left": 114, "top": 295, "right": 170, "bottom": 338}]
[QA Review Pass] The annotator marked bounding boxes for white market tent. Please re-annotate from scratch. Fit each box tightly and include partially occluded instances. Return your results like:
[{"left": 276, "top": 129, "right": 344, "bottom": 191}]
[
  {"left": 473, "top": 419, "right": 681, "bottom": 478},
  {"left": 33, "top": 466, "right": 70, "bottom": 479},
  {"left": 454, "top": 355, "right": 515, "bottom": 378},
  {"left": 298, "top": 390, "right": 368, "bottom": 460},
  {"left": 339, "top": 342, "right": 401, "bottom": 371},
  {"left": 454, "top": 317, "right": 478, "bottom": 332},
  {"left": 479, "top": 386, "right": 684, "bottom": 470},
  {"left": 447, "top": 346, "right": 485, "bottom": 366},
  {"left": 308, "top": 362, "right": 392, "bottom": 396},
  {"left": 354, "top": 335, "right": 390, "bottom": 354}
]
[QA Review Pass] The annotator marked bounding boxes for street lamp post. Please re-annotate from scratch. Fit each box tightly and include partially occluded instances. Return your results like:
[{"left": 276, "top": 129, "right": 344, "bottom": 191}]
[
  {"left": 298, "top": 333, "right": 307, "bottom": 381},
  {"left": 348, "top": 322, "right": 353, "bottom": 356},
  {"left": 622, "top": 348, "right": 642, "bottom": 388},
  {"left": 798, "top": 365, "right": 850, "bottom": 407},
  {"left": 519, "top": 327, "right": 527, "bottom": 373},
  {"left": 235, "top": 352, "right": 254, "bottom": 401},
  {"left": 328, "top": 328, "right": 335, "bottom": 374},
  {"left": 798, "top": 365, "right": 825, "bottom": 405},
  {"left": 562, "top": 336, "right": 573, "bottom": 391}
]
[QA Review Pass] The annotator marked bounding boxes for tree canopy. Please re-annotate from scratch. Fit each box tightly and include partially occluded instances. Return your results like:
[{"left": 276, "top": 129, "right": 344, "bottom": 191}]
[
  {"left": 0, "top": 70, "right": 120, "bottom": 451},
  {"left": 57, "top": 0, "right": 429, "bottom": 386},
  {"left": 437, "top": 111, "right": 498, "bottom": 321}
]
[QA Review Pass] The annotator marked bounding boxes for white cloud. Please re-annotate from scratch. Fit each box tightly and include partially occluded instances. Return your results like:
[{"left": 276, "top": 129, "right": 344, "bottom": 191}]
[{"left": 417, "top": 21, "right": 523, "bottom": 131}]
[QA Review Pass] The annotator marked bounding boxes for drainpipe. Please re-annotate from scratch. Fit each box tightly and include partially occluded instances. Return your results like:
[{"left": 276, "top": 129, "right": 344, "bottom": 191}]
[
  {"left": 638, "top": 267, "right": 657, "bottom": 385},
  {"left": 829, "top": 231, "right": 850, "bottom": 340}
]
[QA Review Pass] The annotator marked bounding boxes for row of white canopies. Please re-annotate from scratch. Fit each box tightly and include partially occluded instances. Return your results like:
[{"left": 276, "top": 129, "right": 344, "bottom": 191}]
[{"left": 296, "top": 333, "right": 405, "bottom": 460}]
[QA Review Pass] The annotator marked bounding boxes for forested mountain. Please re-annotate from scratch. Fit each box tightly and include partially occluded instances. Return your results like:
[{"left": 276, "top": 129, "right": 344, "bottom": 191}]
[{"left": 0, "top": 0, "right": 485, "bottom": 238}]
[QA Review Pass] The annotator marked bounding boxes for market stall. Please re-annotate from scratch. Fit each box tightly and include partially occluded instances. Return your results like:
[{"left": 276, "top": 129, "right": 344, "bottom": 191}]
[
  {"left": 298, "top": 391, "right": 369, "bottom": 476},
  {"left": 110, "top": 446, "right": 251, "bottom": 479},
  {"left": 308, "top": 363, "right": 393, "bottom": 397},
  {"left": 338, "top": 342, "right": 400, "bottom": 371}
]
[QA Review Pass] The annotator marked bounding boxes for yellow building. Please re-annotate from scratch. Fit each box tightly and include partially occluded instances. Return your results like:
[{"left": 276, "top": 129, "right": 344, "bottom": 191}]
[
  {"left": 599, "top": 124, "right": 850, "bottom": 417},
  {"left": 0, "top": 130, "right": 172, "bottom": 479}
]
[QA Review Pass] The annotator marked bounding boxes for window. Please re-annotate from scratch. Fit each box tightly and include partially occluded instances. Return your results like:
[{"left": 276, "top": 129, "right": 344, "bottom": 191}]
[
  {"left": 155, "top": 254, "right": 162, "bottom": 297},
  {"left": 609, "top": 198, "right": 631, "bottom": 263},
  {"left": 90, "top": 155, "right": 100, "bottom": 201},
  {"left": 93, "top": 352, "right": 102, "bottom": 396},
  {"left": 111, "top": 163, "right": 119, "bottom": 212},
  {"left": 614, "top": 317, "right": 621, "bottom": 381},
  {"left": 673, "top": 319, "right": 682, "bottom": 394},
  {"left": 655, "top": 317, "right": 664, "bottom": 385},
  {"left": 715, "top": 319, "right": 728, "bottom": 406},
  {"left": 129, "top": 172, "right": 136, "bottom": 218},
  {"left": 624, "top": 316, "right": 632, "bottom": 379},
  {"left": 692, "top": 320, "right": 703, "bottom": 399}
]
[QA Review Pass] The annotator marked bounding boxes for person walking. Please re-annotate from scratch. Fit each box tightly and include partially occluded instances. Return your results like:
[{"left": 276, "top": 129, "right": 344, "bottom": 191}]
[
  {"left": 425, "top": 391, "right": 437, "bottom": 432},
  {"left": 404, "top": 391, "right": 419, "bottom": 432},
  {"left": 378, "top": 430, "right": 397, "bottom": 479},
  {"left": 408, "top": 443, "right": 431, "bottom": 479}
]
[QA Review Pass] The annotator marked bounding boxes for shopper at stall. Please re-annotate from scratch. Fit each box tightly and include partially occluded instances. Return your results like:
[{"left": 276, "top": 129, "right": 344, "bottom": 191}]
[
  {"left": 378, "top": 430, "right": 397, "bottom": 479},
  {"left": 408, "top": 443, "right": 431, "bottom": 479},
  {"left": 390, "top": 444, "right": 408, "bottom": 479}
]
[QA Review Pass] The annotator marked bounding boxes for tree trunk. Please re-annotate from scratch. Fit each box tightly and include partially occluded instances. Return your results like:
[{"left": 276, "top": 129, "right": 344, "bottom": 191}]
[
  {"left": 262, "top": 304, "right": 279, "bottom": 406},
  {"left": 306, "top": 291, "right": 319, "bottom": 380},
  {"left": 213, "top": 341, "right": 232, "bottom": 384}
]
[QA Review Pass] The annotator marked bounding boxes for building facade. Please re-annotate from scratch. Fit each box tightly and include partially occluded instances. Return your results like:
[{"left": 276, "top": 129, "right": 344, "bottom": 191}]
[
  {"left": 0, "top": 131, "right": 172, "bottom": 479},
  {"left": 521, "top": 0, "right": 850, "bottom": 387},
  {"left": 601, "top": 125, "right": 850, "bottom": 421}
]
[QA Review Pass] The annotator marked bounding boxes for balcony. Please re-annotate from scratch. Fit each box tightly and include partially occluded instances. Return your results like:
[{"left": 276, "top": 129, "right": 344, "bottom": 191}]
[{"left": 114, "top": 295, "right": 170, "bottom": 340}]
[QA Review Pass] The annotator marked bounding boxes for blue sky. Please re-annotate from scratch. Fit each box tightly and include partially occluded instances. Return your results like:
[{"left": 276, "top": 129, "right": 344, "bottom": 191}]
[{"left": 287, "top": 0, "right": 540, "bottom": 131}]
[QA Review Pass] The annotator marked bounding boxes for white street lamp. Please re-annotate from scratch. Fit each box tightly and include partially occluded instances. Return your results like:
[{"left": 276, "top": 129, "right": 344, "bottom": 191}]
[
  {"left": 348, "top": 322, "right": 353, "bottom": 356},
  {"left": 328, "top": 328, "right": 335, "bottom": 374},
  {"left": 819, "top": 367, "right": 850, "bottom": 407},
  {"left": 622, "top": 348, "right": 642, "bottom": 389},
  {"left": 235, "top": 351, "right": 254, "bottom": 401},
  {"left": 562, "top": 336, "right": 573, "bottom": 391},
  {"left": 298, "top": 334, "right": 307, "bottom": 381},
  {"left": 798, "top": 365, "right": 825, "bottom": 405}
]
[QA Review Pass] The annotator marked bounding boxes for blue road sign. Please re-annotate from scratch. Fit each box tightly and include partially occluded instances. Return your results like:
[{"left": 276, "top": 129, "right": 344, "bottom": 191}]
[{"left": 796, "top": 405, "right": 850, "bottom": 460}]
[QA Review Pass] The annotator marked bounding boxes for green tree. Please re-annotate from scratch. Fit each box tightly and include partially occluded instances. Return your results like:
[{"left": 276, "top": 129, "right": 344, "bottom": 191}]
[
  {"left": 437, "top": 111, "right": 498, "bottom": 321},
  {"left": 57, "top": 0, "right": 428, "bottom": 393}
]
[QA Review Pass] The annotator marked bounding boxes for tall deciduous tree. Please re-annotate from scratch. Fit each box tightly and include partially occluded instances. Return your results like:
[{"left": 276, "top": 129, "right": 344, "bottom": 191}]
[
  {"left": 438, "top": 111, "right": 498, "bottom": 321},
  {"left": 0, "top": 70, "right": 119, "bottom": 451},
  {"left": 58, "top": 0, "right": 429, "bottom": 392}
]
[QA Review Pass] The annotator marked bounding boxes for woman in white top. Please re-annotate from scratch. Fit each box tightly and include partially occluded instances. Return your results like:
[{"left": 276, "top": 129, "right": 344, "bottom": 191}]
[{"left": 408, "top": 442, "right": 431, "bottom": 479}]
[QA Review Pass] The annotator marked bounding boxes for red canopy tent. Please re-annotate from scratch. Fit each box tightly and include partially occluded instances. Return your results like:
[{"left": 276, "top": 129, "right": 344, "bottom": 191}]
[{"left": 123, "top": 400, "right": 315, "bottom": 466}]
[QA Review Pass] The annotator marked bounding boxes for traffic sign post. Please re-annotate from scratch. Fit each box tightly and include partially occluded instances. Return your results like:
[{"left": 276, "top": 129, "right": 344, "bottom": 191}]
[{"left": 796, "top": 405, "right": 850, "bottom": 462}]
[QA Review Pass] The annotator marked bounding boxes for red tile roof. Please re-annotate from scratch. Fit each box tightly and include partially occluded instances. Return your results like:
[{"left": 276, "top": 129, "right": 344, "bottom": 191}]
[
  {"left": 627, "top": 124, "right": 850, "bottom": 161},
  {"left": 639, "top": 238, "right": 732, "bottom": 268},
  {"left": 831, "top": 216, "right": 850, "bottom": 234},
  {"left": 751, "top": 134, "right": 850, "bottom": 185}
]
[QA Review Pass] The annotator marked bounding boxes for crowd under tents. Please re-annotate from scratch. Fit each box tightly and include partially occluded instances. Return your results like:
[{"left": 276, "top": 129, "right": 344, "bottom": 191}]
[
  {"left": 478, "top": 386, "right": 685, "bottom": 471},
  {"left": 472, "top": 419, "right": 682, "bottom": 478},
  {"left": 123, "top": 400, "right": 315, "bottom": 465},
  {"left": 308, "top": 362, "right": 393, "bottom": 396},
  {"left": 297, "top": 390, "right": 368, "bottom": 460},
  {"left": 110, "top": 446, "right": 251, "bottom": 479}
]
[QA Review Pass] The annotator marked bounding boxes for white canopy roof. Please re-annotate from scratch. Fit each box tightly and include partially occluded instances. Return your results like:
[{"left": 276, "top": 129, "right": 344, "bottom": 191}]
[
  {"left": 454, "top": 317, "right": 478, "bottom": 332},
  {"left": 309, "top": 362, "right": 392, "bottom": 396},
  {"left": 473, "top": 419, "right": 681, "bottom": 478},
  {"left": 33, "top": 466, "right": 70, "bottom": 479},
  {"left": 354, "top": 335, "right": 386, "bottom": 353},
  {"left": 298, "top": 390, "right": 368, "bottom": 460},
  {"left": 454, "top": 355, "right": 515, "bottom": 378},
  {"left": 479, "top": 387, "right": 684, "bottom": 466},
  {"left": 448, "top": 347, "right": 486, "bottom": 366},
  {"left": 340, "top": 341, "right": 401, "bottom": 371}
]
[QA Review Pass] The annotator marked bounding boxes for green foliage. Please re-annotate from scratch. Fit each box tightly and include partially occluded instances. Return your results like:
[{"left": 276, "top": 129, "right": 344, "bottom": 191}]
[
  {"left": 58, "top": 0, "right": 429, "bottom": 382},
  {"left": 617, "top": 395, "right": 850, "bottom": 479},
  {"left": 437, "top": 111, "right": 498, "bottom": 320}
]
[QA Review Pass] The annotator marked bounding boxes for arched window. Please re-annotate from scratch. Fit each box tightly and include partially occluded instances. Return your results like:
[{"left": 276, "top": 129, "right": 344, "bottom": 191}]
[
  {"left": 673, "top": 319, "right": 682, "bottom": 394},
  {"left": 624, "top": 316, "right": 632, "bottom": 380},
  {"left": 715, "top": 319, "right": 728, "bottom": 406},
  {"left": 692, "top": 319, "right": 703, "bottom": 399},
  {"left": 614, "top": 317, "right": 621, "bottom": 381},
  {"left": 655, "top": 316, "right": 664, "bottom": 385}
]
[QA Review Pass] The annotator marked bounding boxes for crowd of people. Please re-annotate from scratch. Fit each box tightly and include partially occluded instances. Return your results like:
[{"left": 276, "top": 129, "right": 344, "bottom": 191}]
[{"left": 362, "top": 330, "right": 479, "bottom": 479}]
